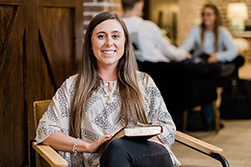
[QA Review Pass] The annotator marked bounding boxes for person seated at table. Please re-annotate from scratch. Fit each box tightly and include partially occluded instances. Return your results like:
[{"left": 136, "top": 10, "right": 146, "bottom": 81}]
[
  {"left": 122, "top": 0, "right": 192, "bottom": 63},
  {"left": 35, "top": 11, "right": 179, "bottom": 167},
  {"left": 181, "top": 4, "right": 243, "bottom": 74},
  {"left": 181, "top": 4, "right": 243, "bottom": 131}
]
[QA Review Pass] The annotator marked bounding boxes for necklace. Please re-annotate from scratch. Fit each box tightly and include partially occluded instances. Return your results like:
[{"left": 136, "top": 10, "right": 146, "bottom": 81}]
[{"left": 103, "top": 81, "right": 116, "bottom": 104}]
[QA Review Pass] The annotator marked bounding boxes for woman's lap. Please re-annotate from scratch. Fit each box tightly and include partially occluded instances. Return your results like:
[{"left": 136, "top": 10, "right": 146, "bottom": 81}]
[{"left": 100, "top": 138, "right": 174, "bottom": 167}]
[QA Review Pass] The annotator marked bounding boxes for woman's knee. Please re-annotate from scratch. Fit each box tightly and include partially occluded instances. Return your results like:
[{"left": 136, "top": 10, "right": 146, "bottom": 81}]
[
  {"left": 100, "top": 139, "right": 132, "bottom": 167},
  {"left": 105, "top": 138, "right": 127, "bottom": 152},
  {"left": 102, "top": 138, "right": 134, "bottom": 161}
]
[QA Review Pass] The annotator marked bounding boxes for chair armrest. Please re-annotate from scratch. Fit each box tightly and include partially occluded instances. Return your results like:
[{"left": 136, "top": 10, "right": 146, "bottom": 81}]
[
  {"left": 175, "top": 131, "right": 223, "bottom": 154},
  {"left": 32, "top": 142, "right": 68, "bottom": 167}
]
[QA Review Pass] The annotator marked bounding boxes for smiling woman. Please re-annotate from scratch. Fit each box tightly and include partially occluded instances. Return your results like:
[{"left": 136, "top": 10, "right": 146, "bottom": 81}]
[
  {"left": 91, "top": 19, "right": 126, "bottom": 80},
  {"left": 35, "top": 11, "right": 178, "bottom": 167}
]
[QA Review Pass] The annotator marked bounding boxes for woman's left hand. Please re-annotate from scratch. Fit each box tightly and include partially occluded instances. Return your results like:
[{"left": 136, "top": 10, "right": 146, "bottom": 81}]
[{"left": 208, "top": 53, "right": 218, "bottom": 63}]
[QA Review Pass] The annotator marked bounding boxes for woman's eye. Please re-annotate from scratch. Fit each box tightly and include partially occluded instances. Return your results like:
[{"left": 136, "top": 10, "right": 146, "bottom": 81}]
[
  {"left": 113, "top": 34, "right": 120, "bottom": 39},
  {"left": 98, "top": 35, "right": 105, "bottom": 39}
]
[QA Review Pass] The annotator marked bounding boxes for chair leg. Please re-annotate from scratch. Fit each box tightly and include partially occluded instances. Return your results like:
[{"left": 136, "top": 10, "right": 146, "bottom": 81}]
[
  {"left": 215, "top": 108, "right": 220, "bottom": 133},
  {"left": 183, "top": 106, "right": 202, "bottom": 132},
  {"left": 210, "top": 153, "right": 230, "bottom": 167},
  {"left": 30, "top": 140, "right": 36, "bottom": 167},
  {"left": 183, "top": 110, "right": 188, "bottom": 132},
  {"left": 214, "top": 87, "right": 223, "bottom": 133}
]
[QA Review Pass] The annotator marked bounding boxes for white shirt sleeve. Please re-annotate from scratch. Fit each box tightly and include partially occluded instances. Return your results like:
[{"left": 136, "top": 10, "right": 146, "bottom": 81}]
[
  {"left": 138, "top": 21, "right": 188, "bottom": 62},
  {"left": 35, "top": 75, "right": 76, "bottom": 144},
  {"left": 216, "top": 27, "right": 239, "bottom": 62},
  {"left": 181, "top": 26, "right": 199, "bottom": 52}
]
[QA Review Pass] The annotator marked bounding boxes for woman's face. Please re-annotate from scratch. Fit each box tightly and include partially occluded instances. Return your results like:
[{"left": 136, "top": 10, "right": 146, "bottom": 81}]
[
  {"left": 203, "top": 7, "right": 216, "bottom": 30},
  {"left": 91, "top": 19, "right": 126, "bottom": 69}
]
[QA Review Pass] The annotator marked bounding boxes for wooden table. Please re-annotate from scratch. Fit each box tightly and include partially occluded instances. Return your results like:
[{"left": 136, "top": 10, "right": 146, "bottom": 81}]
[{"left": 232, "top": 31, "right": 251, "bottom": 62}]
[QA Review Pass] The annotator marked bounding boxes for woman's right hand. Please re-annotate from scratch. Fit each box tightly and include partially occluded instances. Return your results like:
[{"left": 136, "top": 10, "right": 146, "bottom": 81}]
[
  {"left": 187, "top": 53, "right": 193, "bottom": 59},
  {"left": 86, "top": 134, "right": 112, "bottom": 153},
  {"left": 87, "top": 128, "right": 122, "bottom": 153}
]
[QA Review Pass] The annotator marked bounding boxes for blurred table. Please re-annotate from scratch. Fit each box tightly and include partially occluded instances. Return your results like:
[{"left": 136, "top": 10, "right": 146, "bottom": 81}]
[
  {"left": 232, "top": 31, "right": 251, "bottom": 62},
  {"left": 232, "top": 31, "right": 251, "bottom": 38}
]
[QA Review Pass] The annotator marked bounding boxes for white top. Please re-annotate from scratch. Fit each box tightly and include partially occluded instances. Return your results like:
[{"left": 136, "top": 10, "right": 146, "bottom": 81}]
[
  {"left": 181, "top": 25, "right": 238, "bottom": 63},
  {"left": 36, "top": 72, "right": 181, "bottom": 167},
  {"left": 123, "top": 16, "right": 188, "bottom": 63}
]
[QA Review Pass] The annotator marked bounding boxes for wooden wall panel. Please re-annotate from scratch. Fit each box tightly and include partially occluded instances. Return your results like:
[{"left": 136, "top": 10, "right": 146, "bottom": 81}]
[
  {"left": 0, "top": 0, "right": 83, "bottom": 166},
  {"left": 38, "top": 7, "right": 75, "bottom": 87},
  {"left": 26, "top": 1, "right": 83, "bottom": 164},
  {"left": 0, "top": 5, "right": 26, "bottom": 166},
  {"left": 0, "top": 6, "right": 15, "bottom": 49},
  {"left": 38, "top": 33, "right": 57, "bottom": 97}
]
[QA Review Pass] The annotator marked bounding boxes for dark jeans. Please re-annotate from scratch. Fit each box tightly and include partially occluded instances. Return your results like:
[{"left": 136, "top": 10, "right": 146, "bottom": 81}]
[{"left": 100, "top": 138, "right": 174, "bottom": 167}]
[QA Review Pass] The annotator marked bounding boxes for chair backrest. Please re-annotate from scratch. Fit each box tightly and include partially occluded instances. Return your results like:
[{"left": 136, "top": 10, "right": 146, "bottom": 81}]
[
  {"left": 33, "top": 99, "right": 52, "bottom": 130},
  {"left": 33, "top": 99, "right": 69, "bottom": 167}
]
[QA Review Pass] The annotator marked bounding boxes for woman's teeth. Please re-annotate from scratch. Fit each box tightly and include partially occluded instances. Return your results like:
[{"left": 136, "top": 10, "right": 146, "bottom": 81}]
[{"left": 102, "top": 51, "right": 115, "bottom": 54}]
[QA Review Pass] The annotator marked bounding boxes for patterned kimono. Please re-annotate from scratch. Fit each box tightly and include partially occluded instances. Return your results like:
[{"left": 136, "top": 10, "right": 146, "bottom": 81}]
[{"left": 35, "top": 71, "right": 180, "bottom": 167}]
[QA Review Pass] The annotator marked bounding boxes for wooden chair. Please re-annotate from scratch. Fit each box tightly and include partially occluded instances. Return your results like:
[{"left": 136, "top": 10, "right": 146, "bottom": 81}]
[
  {"left": 30, "top": 100, "right": 68, "bottom": 167},
  {"left": 30, "top": 100, "right": 230, "bottom": 167},
  {"left": 183, "top": 87, "right": 223, "bottom": 133}
]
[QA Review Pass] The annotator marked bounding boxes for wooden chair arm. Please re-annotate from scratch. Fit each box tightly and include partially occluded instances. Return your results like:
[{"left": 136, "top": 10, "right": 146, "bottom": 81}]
[
  {"left": 32, "top": 142, "right": 68, "bottom": 167},
  {"left": 175, "top": 131, "right": 223, "bottom": 154}
]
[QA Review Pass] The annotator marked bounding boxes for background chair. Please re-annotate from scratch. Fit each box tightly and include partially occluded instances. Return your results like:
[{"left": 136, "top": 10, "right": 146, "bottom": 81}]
[
  {"left": 30, "top": 100, "right": 229, "bottom": 167},
  {"left": 183, "top": 87, "right": 223, "bottom": 133}
]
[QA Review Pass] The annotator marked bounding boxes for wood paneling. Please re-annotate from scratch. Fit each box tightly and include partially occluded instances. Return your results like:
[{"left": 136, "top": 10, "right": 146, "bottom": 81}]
[
  {"left": 0, "top": 5, "right": 26, "bottom": 166},
  {"left": 38, "top": 7, "right": 75, "bottom": 87},
  {"left": 0, "top": 0, "right": 83, "bottom": 166}
]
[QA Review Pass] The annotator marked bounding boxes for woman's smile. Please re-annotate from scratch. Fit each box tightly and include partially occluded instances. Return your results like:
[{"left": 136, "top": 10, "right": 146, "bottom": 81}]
[{"left": 101, "top": 50, "right": 117, "bottom": 56}]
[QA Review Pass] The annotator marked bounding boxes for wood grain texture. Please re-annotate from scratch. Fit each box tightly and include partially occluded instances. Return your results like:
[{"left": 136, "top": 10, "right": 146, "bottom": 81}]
[
  {"left": 0, "top": 0, "right": 83, "bottom": 166},
  {"left": 0, "top": 5, "right": 26, "bottom": 166},
  {"left": 175, "top": 131, "right": 223, "bottom": 154},
  {"left": 32, "top": 142, "right": 68, "bottom": 167}
]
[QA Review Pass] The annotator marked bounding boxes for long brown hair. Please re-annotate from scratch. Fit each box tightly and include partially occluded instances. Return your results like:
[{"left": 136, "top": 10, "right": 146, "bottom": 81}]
[
  {"left": 70, "top": 11, "right": 147, "bottom": 138},
  {"left": 200, "top": 4, "right": 222, "bottom": 52}
]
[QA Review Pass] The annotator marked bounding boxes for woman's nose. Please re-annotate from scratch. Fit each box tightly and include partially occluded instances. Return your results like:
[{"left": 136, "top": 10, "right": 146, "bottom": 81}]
[{"left": 105, "top": 37, "right": 114, "bottom": 46}]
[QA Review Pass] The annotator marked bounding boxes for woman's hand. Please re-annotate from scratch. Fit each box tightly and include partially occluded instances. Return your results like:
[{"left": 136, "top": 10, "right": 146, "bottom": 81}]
[
  {"left": 187, "top": 53, "right": 193, "bottom": 59},
  {"left": 86, "top": 128, "right": 122, "bottom": 153},
  {"left": 148, "top": 136, "right": 160, "bottom": 142},
  {"left": 86, "top": 134, "right": 112, "bottom": 153},
  {"left": 208, "top": 53, "right": 218, "bottom": 63}
]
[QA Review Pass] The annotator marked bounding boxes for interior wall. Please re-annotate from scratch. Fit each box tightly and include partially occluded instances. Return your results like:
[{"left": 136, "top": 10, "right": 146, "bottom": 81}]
[
  {"left": 177, "top": 0, "right": 208, "bottom": 45},
  {"left": 148, "top": 0, "right": 178, "bottom": 44},
  {"left": 83, "top": 0, "right": 122, "bottom": 33},
  {"left": 0, "top": 0, "right": 83, "bottom": 166},
  {"left": 210, "top": 0, "right": 251, "bottom": 27},
  {"left": 149, "top": 0, "right": 178, "bottom": 27},
  {"left": 177, "top": 0, "right": 251, "bottom": 45}
]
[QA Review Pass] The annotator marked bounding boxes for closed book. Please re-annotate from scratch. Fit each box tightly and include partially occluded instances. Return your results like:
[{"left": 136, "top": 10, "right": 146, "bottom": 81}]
[{"left": 102, "top": 124, "right": 163, "bottom": 150}]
